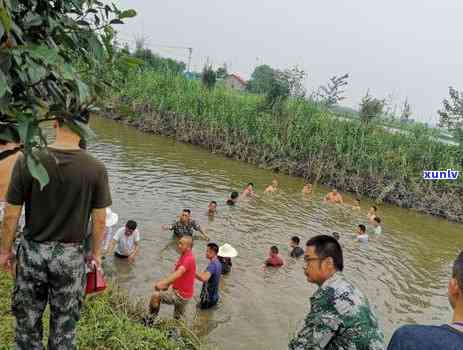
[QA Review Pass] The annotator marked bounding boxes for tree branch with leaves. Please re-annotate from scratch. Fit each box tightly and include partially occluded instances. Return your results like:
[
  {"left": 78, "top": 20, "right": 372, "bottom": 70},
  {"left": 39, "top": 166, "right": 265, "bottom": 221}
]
[{"left": 0, "top": 0, "right": 137, "bottom": 188}]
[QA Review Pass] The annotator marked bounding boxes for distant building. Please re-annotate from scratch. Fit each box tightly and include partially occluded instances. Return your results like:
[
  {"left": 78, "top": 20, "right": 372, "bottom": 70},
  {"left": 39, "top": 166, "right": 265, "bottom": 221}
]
[{"left": 223, "top": 74, "right": 247, "bottom": 91}]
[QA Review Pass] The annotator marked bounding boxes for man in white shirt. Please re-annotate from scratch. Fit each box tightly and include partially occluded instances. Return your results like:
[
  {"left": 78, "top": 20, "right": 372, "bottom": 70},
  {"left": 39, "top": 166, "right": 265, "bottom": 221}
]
[{"left": 106, "top": 220, "right": 140, "bottom": 263}]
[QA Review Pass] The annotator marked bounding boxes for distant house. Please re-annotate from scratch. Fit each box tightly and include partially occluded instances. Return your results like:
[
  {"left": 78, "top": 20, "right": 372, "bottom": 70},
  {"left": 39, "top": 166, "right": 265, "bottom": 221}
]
[{"left": 223, "top": 74, "right": 247, "bottom": 91}]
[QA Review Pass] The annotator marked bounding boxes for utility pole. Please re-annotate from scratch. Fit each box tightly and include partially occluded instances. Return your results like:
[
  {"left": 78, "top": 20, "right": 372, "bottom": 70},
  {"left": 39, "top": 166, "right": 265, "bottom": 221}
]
[{"left": 187, "top": 47, "right": 193, "bottom": 73}]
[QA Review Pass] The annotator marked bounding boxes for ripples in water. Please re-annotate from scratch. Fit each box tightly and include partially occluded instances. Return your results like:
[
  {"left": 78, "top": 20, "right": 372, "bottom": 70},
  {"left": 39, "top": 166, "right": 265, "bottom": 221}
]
[{"left": 91, "top": 117, "right": 463, "bottom": 350}]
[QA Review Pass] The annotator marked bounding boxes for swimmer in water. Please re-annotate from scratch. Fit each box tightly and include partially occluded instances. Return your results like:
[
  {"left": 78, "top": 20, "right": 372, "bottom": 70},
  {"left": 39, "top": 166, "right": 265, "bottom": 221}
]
[
  {"left": 241, "top": 182, "right": 256, "bottom": 198},
  {"left": 226, "top": 191, "right": 239, "bottom": 206},
  {"left": 356, "top": 224, "right": 368, "bottom": 243},
  {"left": 264, "top": 179, "right": 279, "bottom": 194},
  {"left": 352, "top": 198, "right": 361, "bottom": 210},
  {"left": 325, "top": 188, "right": 344, "bottom": 204},
  {"left": 372, "top": 216, "right": 382, "bottom": 235},
  {"left": 367, "top": 206, "right": 378, "bottom": 223},
  {"left": 302, "top": 182, "right": 313, "bottom": 195},
  {"left": 207, "top": 201, "right": 218, "bottom": 217}
]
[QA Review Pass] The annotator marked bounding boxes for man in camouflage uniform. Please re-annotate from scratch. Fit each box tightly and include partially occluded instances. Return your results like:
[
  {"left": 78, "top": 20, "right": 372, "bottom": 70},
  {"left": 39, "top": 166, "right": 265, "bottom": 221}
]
[
  {"left": 162, "top": 208, "right": 209, "bottom": 240},
  {"left": 0, "top": 113, "right": 111, "bottom": 350},
  {"left": 289, "top": 235, "right": 384, "bottom": 350}
]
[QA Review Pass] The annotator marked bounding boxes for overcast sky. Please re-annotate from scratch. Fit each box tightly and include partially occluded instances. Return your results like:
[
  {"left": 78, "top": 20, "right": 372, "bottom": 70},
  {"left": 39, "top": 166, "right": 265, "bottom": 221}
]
[{"left": 115, "top": 0, "right": 463, "bottom": 125}]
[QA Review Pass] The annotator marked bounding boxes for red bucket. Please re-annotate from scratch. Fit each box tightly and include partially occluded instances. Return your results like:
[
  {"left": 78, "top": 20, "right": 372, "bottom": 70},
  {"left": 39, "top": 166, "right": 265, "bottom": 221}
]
[{"left": 85, "top": 267, "right": 107, "bottom": 295}]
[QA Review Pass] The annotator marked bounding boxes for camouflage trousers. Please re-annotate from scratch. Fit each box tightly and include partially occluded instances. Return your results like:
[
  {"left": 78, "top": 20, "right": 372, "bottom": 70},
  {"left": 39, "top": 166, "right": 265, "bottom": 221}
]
[{"left": 12, "top": 238, "right": 86, "bottom": 350}]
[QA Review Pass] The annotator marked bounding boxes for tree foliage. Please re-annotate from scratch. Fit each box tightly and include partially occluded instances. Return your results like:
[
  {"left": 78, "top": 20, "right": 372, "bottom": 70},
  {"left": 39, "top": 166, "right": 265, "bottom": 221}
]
[
  {"left": 314, "top": 73, "right": 349, "bottom": 106},
  {"left": 201, "top": 64, "right": 217, "bottom": 89},
  {"left": 0, "top": 0, "right": 136, "bottom": 188},
  {"left": 247, "top": 65, "right": 276, "bottom": 94},
  {"left": 359, "top": 92, "right": 385, "bottom": 125},
  {"left": 439, "top": 86, "right": 463, "bottom": 163},
  {"left": 132, "top": 40, "right": 186, "bottom": 74}
]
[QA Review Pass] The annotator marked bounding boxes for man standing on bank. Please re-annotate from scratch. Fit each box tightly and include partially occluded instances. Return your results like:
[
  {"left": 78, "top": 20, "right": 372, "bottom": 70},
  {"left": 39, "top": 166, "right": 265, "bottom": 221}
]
[
  {"left": 0, "top": 113, "right": 111, "bottom": 350},
  {"left": 289, "top": 235, "right": 384, "bottom": 350}
]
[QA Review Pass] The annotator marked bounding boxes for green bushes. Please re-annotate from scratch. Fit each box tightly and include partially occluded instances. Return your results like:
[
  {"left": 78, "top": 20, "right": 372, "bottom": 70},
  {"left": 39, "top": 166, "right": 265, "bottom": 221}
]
[{"left": 105, "top": 68, "right": 462, "bottom": 219}]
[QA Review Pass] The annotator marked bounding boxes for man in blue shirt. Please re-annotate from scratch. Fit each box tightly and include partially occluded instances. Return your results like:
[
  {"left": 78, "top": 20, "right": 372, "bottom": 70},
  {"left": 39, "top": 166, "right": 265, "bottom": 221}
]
[
  {"left": 196, "top": 242, "right": 222, "bottom": 309},
  {"left": 387, "top": 250, "right": 463, "bottom": 350}
]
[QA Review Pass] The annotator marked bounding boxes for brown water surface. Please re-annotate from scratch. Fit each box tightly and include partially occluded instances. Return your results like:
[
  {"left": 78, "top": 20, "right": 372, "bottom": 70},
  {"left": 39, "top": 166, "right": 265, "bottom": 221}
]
[{"left": 90, "top": 117, "right": 463, "bottom": 350}]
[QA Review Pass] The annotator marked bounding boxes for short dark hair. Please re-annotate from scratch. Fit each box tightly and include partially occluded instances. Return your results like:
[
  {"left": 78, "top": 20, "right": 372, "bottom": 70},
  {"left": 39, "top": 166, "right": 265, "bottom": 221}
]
[
  {"left": 207, "top": 243, "right": 219, "bottom": 254},
  {"left": 247, "top": 182, "right": 254, "bottom": 187},
  {"left": 453, "top": 251, "right": 463, "bottom": 291},
  {"left": 231, "top": 191, "right": 239, "bottom": 199},
  {"left": 374, "top": 217, "right": 381, "bottom": 224},
  {"left": 126, "top": 220, "right": 137, "bottom": 230},
  {"left": 355, "top": 198, "right": 360, "bottom": 202},
  {"left": 182, "top": 209, "right": 191, "bottom": 214},
  {"left": 358, "top": 224, "right": 366, "bottom": 233},
  {"left": 270, "top": 245, "right": 279, "bottom": 254},
  {"left": 210, "top": 201, "right": 217, "bottom": 206},
  {"left": 371, "top": 205, "right": 377, "bottom": 211},
  {"left": 306, "top": 235, "right": 344, "bottom": 271},
  {"left": 291, "top": 236, "right": 300, "bottom": 245}
]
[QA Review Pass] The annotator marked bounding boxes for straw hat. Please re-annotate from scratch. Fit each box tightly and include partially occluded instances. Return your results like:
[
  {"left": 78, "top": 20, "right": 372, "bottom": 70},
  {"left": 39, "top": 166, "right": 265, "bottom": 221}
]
[
  {"left": 105, "top": 208, "right": 119, "bottom": 227},
  {"left": 218, "top": 243, "right": 238, "bottom": 258}
]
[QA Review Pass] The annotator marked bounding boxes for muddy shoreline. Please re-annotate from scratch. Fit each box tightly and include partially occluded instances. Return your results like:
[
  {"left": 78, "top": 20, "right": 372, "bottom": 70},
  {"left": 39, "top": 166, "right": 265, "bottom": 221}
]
[{"left": 100, "top": 109, "right": 463, "bottom": 223}]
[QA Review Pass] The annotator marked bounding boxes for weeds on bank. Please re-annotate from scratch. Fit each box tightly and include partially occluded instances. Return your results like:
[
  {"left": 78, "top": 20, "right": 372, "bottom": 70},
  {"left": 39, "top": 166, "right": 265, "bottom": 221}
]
[{"left": 0, "top": 271, "right": 200, "bottom": 350}]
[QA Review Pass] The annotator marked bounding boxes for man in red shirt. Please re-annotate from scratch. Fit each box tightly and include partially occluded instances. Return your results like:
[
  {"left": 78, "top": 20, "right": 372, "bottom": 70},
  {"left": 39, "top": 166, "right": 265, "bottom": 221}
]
[{"left": 148, "top": 236, "right": 196, "bottom": 320}]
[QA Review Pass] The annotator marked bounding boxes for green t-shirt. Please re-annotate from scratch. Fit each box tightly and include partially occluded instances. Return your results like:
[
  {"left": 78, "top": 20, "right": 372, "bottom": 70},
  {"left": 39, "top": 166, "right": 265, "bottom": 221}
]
[{"left": 7, "top": 147, "right": 112, "bottom": 243}]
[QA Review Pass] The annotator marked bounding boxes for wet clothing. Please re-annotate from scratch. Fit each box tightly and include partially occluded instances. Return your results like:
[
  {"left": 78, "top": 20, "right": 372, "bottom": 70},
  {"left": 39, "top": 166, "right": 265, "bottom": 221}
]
[
  {"left": 6, "top": 147, "right": 111, "bottom": 350},
  {"left": 218, "top": 256, "right": 232, "bottom": 274},
  {"left": 172, "top": 249, "right": 196, "bottom": 300},
  {"left": 199, "top": 258, "right": 222, "bottom": 309},
  {"left": 7, "top": 149, "right": 111, "bottom": 243},
  {"left": 266, "top": 254, "right": 284, "bottom": 267},
  {"left": 13, "top": 238, "right": 86, "bottom": 350},
  {"left": 289, "top": 272, "right": 384, "bottom": 350},
  {"left": 387, "top": 324, "right": 463, "bottom": 350},
  {"left": 170, "top": 220, "right": 201, "bottom": 238},
  {"left": 159, "top": 288, "right": 189, "bottom": 319},
  {"left": 112, "top": 227, "right": 140, "bottom": 256},
  {"left": 290, "top": 246, "right": 304, "bottom": 258},
  {"left": 357, "top": 234, "right": 369, "bottom": 243}
]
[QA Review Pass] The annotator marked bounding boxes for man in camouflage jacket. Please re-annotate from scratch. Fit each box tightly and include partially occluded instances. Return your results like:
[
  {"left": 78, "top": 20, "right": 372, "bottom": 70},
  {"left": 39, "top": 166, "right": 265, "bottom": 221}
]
[{"left": 289, "top": 235, "right": 384, "bottom": 350}]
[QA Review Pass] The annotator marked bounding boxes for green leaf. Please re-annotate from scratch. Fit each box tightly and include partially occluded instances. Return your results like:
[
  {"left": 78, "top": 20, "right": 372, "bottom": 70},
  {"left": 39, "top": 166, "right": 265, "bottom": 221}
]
[
  {"left": 65, "top": 119, "right": 97, "bottom": 142},
  {"left": 26, "top": 153, "right": 49, "bottom": 190},
  {"left": 0, "top": 6, "right": 12, "bottom": 32},
  {"left": 61, "top": 63, "right": 75, "bottom": 80},
  {"left": 28, "top": 45, "right": 61, "bottom": 65},
  {"left": 119, "top": 9, "right": 137, "bottom": 19},
  {"left": 27, "top": 62, "right": 47, "bottom": 84},
  {"left": 76, "top": 79, "right": 89, "bottom": 103},
  {"left": 0, "top": 69, "right": 9, "bottom": 98},
  {"left": 0, "top": 21, "right": 4, "bottom": 39}
]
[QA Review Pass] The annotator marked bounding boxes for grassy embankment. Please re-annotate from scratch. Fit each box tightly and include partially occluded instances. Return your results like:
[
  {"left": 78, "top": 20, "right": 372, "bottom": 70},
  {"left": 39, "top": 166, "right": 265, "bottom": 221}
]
[
  {"left": 103, "top": 69, "right": 462, "bottom": 221},
  {"left": 0, "top": 271, "right": 201, "bottom": 349}
]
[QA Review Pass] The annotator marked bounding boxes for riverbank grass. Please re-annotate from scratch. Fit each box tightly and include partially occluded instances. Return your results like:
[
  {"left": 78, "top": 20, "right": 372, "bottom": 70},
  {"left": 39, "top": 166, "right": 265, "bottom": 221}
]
[{"left": 0, "top": 271, "right": 200, "bottom": 349}]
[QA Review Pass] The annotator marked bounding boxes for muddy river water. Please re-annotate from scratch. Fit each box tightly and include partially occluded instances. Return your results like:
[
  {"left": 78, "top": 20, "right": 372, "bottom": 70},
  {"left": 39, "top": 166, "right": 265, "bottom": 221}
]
[{"left": 90, "top": 116, "right": 463, "bottom": 350}]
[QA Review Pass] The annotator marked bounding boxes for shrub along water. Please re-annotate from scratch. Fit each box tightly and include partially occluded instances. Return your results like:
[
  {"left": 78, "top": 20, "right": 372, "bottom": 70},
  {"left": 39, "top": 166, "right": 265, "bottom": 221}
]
[{"left": 103, "top": 69, "right": 462, "bottom": 221}]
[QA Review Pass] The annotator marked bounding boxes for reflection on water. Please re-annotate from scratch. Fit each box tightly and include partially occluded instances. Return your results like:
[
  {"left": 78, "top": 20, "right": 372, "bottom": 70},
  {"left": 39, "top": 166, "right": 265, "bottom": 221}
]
[{"left": 91, "top": 117, "right": 463, "bottom": 350}]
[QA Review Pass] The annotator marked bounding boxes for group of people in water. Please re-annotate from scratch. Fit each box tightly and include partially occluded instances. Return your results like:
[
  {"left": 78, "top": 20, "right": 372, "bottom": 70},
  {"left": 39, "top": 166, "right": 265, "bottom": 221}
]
[
  {"left": 100, "top": 180, "right": 385, "bottom": 323},
  {"left": 2, "top": 118, "right": 463, "bottom": 350}
]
